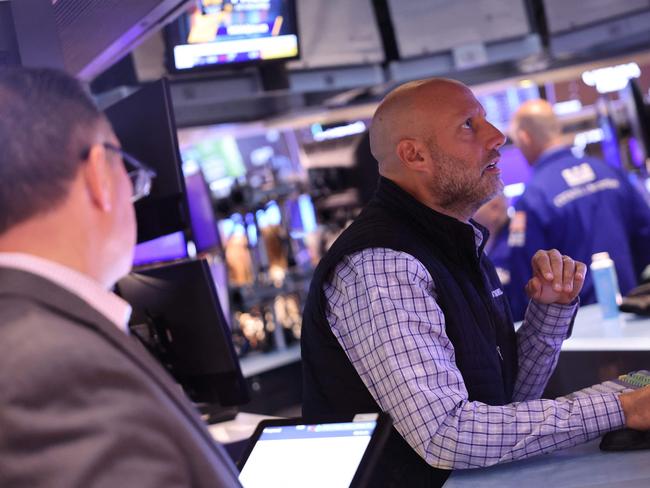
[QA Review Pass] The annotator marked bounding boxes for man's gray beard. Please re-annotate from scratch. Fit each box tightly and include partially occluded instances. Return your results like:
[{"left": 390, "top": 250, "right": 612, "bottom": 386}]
[{"left": 427, "top": 145, "right": 503, "bottom": 217}]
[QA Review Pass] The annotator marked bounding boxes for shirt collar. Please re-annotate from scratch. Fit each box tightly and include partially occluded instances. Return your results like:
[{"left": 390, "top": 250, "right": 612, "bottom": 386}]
[
  {"left": 535, "top": 145, "right": 573, "bottom": 169},
  {"left": 0, "top": 252, "right": 131, "bottom": 333}
]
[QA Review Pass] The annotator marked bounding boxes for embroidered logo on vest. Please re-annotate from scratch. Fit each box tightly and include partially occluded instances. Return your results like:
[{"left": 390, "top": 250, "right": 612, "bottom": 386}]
[
  {"left": 491, "top": 288, "right": 504, "bottom": 298},
  {"left": 561, "top": 163, "right": 596, "bottom": 187}
]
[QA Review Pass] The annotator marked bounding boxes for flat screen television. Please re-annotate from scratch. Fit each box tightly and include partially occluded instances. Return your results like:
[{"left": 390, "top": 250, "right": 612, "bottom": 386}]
[
  {"left": 104, "top": 79, "right": 188, "bottom": 243},
  {"left": 116, "top": 258, "right": 249, "bottom": 421},
  {"left": 165, "top": 0, "right": 299, "bottom": 73}
]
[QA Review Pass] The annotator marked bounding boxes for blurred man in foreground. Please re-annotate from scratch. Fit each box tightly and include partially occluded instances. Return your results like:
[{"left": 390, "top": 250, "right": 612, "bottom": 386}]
[{"left": 0, "top": 67, "right": 241, "bottom": 487}]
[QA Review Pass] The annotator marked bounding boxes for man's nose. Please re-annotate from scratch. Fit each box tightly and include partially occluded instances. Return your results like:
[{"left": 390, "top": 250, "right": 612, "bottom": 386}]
[{"left": 486, "top": 123, "right": 506, "bottom": 150}]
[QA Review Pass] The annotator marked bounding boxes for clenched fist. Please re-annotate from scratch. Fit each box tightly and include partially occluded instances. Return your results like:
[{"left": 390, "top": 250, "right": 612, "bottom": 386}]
[{"left": 525, "top": 249, "right": 586, "bottom": 305}]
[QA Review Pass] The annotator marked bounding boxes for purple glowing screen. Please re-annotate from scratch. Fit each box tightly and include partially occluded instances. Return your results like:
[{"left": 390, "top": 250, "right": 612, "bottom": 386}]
[
  {"left": 132, "top": 231, "right": 187, "bottom": 267},
  {"left": 185, "top": 170, "right": 221, "bottom": 252}
]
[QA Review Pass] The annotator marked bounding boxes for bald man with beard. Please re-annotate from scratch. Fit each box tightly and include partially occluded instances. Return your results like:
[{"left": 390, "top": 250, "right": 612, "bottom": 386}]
[
  {"left": 300, "top": 79, "right": 650, "bottom": 487},
  {"left": 508, "top": 99, "right": 650, "bottom": 321}
]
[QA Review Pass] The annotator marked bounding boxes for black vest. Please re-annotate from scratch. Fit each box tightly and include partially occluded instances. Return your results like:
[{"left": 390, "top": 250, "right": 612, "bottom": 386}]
[{"left": 301, "top": 177, "right": 518, "bottom": 487}]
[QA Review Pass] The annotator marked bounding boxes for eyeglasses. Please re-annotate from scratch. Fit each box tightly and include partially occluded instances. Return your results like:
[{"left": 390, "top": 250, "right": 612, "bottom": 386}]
[{"left": 102, "top": 143, "right": 157, "bottom": 202}]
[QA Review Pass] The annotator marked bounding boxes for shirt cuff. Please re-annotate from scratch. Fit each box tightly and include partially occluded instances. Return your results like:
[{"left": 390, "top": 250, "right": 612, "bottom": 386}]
[
  {"left": 575, "top": 393, "right": 626, "bottom": 438},
  {"left": 524, "top": 298, "right": 579, "bottom": 337}
]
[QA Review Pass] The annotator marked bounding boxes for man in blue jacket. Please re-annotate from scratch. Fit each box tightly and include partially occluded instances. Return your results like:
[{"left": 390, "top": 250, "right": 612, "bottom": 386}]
[{"left": 508, "top": 99, "right": 650, "bottom": 321}]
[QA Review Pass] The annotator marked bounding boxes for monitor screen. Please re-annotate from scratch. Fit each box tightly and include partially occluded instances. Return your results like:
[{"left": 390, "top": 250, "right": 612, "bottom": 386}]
[
  {"left": 238, "top": 414, "right": 392, "bottom": 488},
  {"left": 115, "top": 258, "right": 249, "bottom": 409},
  {"left": 284, "top": 194, "right": 316, "bottom": 234},
  {"left": 183, "top": 161, "right": 222, "bottom": 253},
  {"left": 182, "top": 134, "right": 246, "bottom": 199},
  {"left": 179, "top": 127, "right": 298, "bottom": 200},
  {"left": 104, "top": 79, "right": 188, "bottom": 243},
  {"left": 133, "top": 231, "right": 188, "bottom": 267},
  {"left": 166, "top": 0, "right": 299, "bottom": 72}
]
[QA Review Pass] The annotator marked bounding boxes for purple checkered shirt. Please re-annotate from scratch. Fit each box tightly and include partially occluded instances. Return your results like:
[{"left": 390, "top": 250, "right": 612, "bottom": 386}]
[{"left": 324, "top": 226, "right": 625, "bottom": 470}]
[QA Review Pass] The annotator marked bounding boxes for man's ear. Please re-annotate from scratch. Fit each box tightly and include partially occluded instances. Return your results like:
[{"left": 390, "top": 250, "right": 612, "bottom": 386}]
[
  {"left": 515, "top": 128, "right": 531, "bottom": 147},
  {"left": 396, "top": 138, "right": 429, "bottom": 171},
  {"left": 83, "top": 144, "right": 112, "bottom": 212}
]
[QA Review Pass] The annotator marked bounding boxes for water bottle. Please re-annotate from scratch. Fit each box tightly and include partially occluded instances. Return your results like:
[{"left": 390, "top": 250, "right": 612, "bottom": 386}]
[{"left": 590, "top": 252, "right": 621, "bottom": 319}]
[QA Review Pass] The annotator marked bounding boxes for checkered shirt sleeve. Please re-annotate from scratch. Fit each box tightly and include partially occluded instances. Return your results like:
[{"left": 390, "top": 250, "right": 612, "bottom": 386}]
[{"left": 324, "top": 248, "right": 625, "bottom": 469}]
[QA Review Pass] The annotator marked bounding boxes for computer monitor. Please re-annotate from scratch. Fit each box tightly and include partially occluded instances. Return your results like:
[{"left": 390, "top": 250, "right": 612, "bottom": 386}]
[
  {"left": 183, "top": 163, "right": 222, "bottom": 254},
  {"left": 165, "top": 0, "right": 299, "bottom": 73},
  {"left": 104, "top": 78, "right": 188, "bottom": 243},
  {"left": 132, "top": 231, "right": 189, "bottom": 268},
  {"left": 115, "top": 258, "right": 249, "bottom": 420},
  {"left": 620, "top": 79, "right": 650, "bottom": 172}
]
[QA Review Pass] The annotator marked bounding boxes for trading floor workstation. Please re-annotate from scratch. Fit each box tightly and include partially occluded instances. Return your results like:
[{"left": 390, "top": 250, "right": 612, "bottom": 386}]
[{"left": 3, "top": 0, "right": 650, "bottom": 486}]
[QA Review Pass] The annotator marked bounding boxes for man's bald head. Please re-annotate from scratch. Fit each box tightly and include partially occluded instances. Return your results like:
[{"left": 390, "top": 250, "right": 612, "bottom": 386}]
[
  {"left": 369, "top": 77, "right": 470, "bottom": 176},
  {"left": 510, "top": 99, "right": 562, "bottom": 164},
  {"left": 366, "top": 77, "right": 506, "bottom": 222}
]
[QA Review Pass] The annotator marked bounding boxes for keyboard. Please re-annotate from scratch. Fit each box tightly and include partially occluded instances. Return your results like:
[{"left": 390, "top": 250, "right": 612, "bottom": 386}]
[
  {"left": 613, "top": 370, "right": 650, "bottom": 389},
  {"left": 561, "top": 370, "right": 650, "bottom": 400}
]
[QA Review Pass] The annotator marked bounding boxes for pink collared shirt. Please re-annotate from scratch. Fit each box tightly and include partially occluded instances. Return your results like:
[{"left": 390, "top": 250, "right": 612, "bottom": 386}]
[{"left": 0, "top": 252, "right": 131, "bottom": 333}]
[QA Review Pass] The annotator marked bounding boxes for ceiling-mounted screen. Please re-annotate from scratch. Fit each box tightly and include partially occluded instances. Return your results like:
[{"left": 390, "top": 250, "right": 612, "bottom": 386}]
[
  {"left": 542, "top": 0, "right": 650, "bottom": 34},
  {"left": 166, "top": 0, "right": 299, "bottom": 72},
  {"left": 287, "top": 0, "right": 383, "bottom": 69},
  {"left": 386, "top": 0, "right": 530, "bottom": 59}
]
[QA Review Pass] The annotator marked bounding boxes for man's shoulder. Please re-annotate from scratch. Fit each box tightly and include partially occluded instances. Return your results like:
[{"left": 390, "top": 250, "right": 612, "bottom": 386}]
[
  {"left": 538, "top": 153, "right": 618, "bottom": 177},
  {"left": 0, "top": 296, "right": 129, "bottom": 380},
  {"left": 324, "top": 248, "right": 436, "bottom": 301}
]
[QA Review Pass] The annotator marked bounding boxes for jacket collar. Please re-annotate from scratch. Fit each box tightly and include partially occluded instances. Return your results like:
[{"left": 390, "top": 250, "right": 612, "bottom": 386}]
[
  {"left": 534, "top": 145, "right": 573, "bottom": 170},
  {"left": 373, "top": 176, "right": 488, "bottom": 267}
]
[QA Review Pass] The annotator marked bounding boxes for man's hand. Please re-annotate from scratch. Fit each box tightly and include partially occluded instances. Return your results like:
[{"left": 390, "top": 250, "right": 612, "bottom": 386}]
[
  {"left": 525, "top": 249, "right": 586, "bottom": 305},
  {"left": 619, "top": 386, "right": 650, "bottom": 430}
]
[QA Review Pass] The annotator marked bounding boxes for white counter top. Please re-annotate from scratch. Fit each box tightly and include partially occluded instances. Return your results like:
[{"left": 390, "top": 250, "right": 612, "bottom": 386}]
[{"left": 560, "top": 304, "right": 650, "bottom": 351}]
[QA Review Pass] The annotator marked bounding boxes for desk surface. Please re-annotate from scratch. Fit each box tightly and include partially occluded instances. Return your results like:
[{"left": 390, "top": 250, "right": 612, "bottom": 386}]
[
  {"left": 513, "top": 303, "right": 650, "bottom": 351},
  {"left": 444, "top": 439, "right": 650, "bottom": 488},
  {"left": 559, "top": 304, "right": 650, "bottom": 351}
]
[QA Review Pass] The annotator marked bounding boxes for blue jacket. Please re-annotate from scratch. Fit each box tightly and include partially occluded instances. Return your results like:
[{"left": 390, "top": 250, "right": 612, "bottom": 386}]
[
  {"left": 508, "top": 147, "right": 650, "bottom": 321},
  {"left": 486, "top": 222, "right": 529, "bottom": 320}
]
